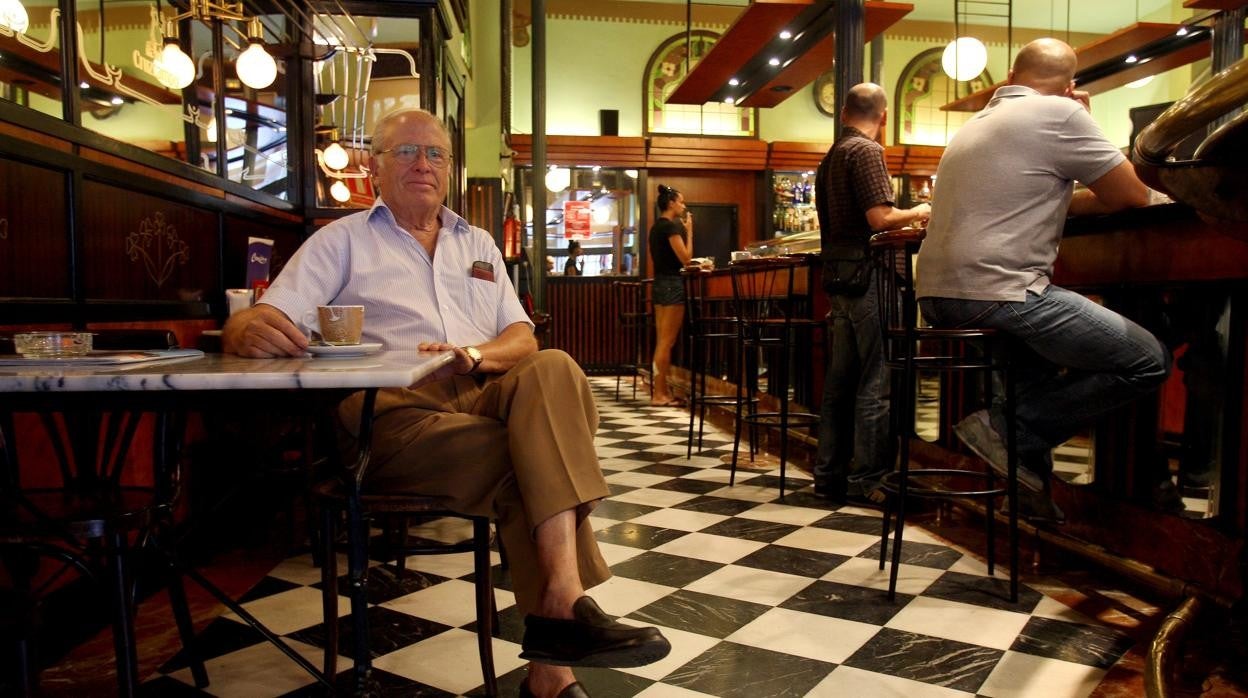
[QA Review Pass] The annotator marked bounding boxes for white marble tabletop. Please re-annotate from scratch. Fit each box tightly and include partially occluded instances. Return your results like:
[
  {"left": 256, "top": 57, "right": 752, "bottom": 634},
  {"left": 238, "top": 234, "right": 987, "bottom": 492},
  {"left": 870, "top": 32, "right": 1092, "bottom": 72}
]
[{"left": 0, "top": 350, "right": 454, "bottom": 393}]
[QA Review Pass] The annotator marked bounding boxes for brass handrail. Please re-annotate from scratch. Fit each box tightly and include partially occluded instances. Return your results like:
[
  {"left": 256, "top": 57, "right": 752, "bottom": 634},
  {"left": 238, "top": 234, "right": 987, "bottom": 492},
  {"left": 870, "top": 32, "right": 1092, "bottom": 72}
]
[{"left": 1133, "top": 55, "right": 1248, "bottom": 165}]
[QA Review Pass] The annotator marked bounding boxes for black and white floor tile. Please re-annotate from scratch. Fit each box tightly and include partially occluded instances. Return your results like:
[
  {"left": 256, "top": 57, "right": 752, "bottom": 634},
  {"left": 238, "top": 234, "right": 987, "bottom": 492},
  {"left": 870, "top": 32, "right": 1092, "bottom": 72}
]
[{"left": 146, "top": 376, "right": 1137, "bottom": 697}]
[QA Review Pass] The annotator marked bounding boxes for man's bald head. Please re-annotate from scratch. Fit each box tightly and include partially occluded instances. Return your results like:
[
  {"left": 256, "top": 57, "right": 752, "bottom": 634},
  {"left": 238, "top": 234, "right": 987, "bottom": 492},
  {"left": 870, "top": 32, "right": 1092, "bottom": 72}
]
[
  {"left": 842, "top": 82, "right": 888, "bottom": 122},
  {"left": 1010, "top": 38, "right": 1078, "bottom": 95}
]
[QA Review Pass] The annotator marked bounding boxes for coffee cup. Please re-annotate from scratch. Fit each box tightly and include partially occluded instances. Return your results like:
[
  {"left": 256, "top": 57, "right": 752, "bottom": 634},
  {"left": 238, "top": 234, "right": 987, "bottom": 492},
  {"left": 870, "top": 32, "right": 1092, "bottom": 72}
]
[{"left": 302, "top": 305, "right": 364, "bottom": 345}]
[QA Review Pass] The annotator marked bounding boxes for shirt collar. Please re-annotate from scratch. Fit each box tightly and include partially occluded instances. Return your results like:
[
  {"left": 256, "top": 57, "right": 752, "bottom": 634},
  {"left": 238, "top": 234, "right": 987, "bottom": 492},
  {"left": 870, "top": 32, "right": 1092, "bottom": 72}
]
[
  {"left": 368, "top": 198, "right": 471, "bottom": 235},
  {"left": 840, "top": 126, "right": 871, "bottom": 141},
  {"left": 987, "top": 84, "right": 1040, "bottom": 106}
]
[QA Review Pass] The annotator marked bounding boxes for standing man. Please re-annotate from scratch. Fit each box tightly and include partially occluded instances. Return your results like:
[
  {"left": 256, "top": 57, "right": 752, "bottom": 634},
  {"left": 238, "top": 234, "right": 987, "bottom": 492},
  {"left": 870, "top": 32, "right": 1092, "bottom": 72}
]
[
  {"left": 917, "top": 38, "right": 1169, "bottom": 521},
  {"left": 814, "top": 83, "right": 931, "bottom": 505},
  {"left": 224, "top": 108, "right": 669, "bottom": 698}
]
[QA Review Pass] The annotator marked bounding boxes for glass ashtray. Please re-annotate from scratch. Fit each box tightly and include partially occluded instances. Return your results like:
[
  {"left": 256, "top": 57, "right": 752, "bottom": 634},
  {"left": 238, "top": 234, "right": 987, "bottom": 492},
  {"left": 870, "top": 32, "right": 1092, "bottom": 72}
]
[{"left": 13, "top": 331, "right": 94, "bottom": 357}]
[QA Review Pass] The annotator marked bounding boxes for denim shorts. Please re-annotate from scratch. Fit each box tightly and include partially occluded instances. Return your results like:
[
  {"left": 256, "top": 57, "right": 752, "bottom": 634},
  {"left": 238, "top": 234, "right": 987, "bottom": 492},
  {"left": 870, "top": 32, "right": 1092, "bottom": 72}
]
[{"left": 651, "top": 275, "right": 684, "bottom": 306}]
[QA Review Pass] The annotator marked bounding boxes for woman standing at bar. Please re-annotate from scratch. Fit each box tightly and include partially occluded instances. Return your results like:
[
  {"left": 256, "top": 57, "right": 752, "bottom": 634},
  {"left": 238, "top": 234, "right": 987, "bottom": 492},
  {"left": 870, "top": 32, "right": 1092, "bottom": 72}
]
[{"left": 649, "top": 184, "right": 694, "bottom": 407}]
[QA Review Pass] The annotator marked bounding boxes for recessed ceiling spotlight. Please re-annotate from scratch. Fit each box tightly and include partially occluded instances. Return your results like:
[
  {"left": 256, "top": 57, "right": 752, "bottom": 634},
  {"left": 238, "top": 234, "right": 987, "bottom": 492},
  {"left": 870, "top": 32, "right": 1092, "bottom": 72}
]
[
  {"left": 728, "top": 77, "right": 740, "bottom": 86},
  {"left": 1125, "top": 54, "right": 1138, "bottom": 63},
  {"left": 79, "top": 81, "right": 90, "bottom": 89},
  {"left": 779, "top": 30, "right": 792, "bottom": 40},
  {"left": 768, "top": 57, "right": 780, "bottom": 66},
  {"left": 110, "top": 96, "right": 124, "bottom": 105},
  {"left": 1176, "top": 26, "right": 1189, "bottom": 36},
  {"left": 724, "top": 96, "right": 736, "bottom": 105}
]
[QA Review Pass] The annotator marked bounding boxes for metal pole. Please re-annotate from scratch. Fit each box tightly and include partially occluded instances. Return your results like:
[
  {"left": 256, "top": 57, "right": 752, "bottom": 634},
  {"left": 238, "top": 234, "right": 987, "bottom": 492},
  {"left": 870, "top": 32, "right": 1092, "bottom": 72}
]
[
  {"left": 1210, "top": 8, "right": 1245, "bottom": 132},
  {"left": 870, "top": 35, "right": 884, "bottom": 85},
  {"left": 835, "top": 0, "right": 865, "bottom": 139},
  {"left": 532, "top": 0, "right": 548, "bottom": 311}
]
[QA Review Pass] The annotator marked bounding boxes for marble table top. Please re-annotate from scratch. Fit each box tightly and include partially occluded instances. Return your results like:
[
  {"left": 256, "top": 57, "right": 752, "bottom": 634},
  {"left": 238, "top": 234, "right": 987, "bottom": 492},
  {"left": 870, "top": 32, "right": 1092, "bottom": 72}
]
[{"left": 0, "top": 350, "right": 454, "bottom": 393}]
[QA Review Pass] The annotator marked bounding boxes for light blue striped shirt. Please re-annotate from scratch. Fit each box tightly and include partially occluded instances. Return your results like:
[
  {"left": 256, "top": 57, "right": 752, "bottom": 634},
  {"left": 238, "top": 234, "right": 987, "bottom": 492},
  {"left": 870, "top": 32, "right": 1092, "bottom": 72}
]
[{"left": 260, "top": 199, "right": 533, "bottom": 349}]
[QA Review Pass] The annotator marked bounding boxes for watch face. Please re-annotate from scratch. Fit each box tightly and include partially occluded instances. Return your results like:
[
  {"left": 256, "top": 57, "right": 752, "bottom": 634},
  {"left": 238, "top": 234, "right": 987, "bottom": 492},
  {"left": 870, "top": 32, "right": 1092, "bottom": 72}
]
[{"left": 813, "top": 70, "right": 837, "bottom": 117}]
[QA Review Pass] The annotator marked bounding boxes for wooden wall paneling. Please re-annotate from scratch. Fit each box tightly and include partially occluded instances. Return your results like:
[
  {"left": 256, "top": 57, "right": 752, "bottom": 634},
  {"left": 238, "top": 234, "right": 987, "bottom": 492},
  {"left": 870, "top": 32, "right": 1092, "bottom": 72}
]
[
  {"left": 646, "top": 136, "right": 768, "bottom": 171},
  {"left": 222, "top": 215, "right": 304, "bottom": 293},
  {"left": 768, "top": 141, "right": 829, "bottom": 172},
  {"left": 642, "top": 168, "right": 760, "bottom": 276},
  {"left": 467, "top": 177, "right": 504, "bottom": 249},
  {"left": 508, "top": 135, "right": 647, "bottom": 167},
  {"left": 547, "top": 278, "right": 622, "bottom": 371},
  {"left": 0, "top": 156, "right": 71, "bottom": 299},
  {"left": 80, "top": 180, "right": 219, "bottom": 303}
]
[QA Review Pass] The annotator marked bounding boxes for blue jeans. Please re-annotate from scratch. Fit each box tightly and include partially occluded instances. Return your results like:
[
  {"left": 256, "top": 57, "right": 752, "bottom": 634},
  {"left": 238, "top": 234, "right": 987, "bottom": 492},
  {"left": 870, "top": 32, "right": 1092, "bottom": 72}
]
[
  {"left": 816, "top": 270, "right": 891, "bottom": 495},
  {"left": 919, "top": 285, "right": 1171, "bottom": 462}
]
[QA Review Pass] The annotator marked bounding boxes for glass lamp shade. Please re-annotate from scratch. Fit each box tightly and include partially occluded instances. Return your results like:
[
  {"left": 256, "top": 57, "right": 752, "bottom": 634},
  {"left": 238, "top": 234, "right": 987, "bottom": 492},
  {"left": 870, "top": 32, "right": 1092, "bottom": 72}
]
[
  {"left": 941, "top": 37, "right": 988, "bottom": 81},
  {"left": 322, "top": 142, "right": 350, "bottom": 170},
  {"left": 155, "top": 43, "right": 196, "bottom": 89},
  {"left": 329, "top": 180, "right": 352, "bottom": 203},
  {"left": 236, "top": 41, "right": 277, "bottom": 90},
  {"left": 545, "top": 167, "right": 571, "bottom": 192},
  {"left": 0, "top": 0, "right": 29, "bottom": 33}
]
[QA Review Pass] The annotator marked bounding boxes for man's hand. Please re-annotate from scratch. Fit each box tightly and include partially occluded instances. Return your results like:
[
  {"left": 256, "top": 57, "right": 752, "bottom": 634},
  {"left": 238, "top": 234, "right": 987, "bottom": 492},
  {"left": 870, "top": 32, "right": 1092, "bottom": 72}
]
[
  {"left": 1072, "top": 89, "right": 1091, "bottom": 112},
  {"left": 223, "top": 304, "right": 309, "bottom": 358},
  {"left": 910, "top": 202, "right": 932, "bottom": 225},
  {"left": 417, "top": 342, "right": 474, "bottom": 375}
]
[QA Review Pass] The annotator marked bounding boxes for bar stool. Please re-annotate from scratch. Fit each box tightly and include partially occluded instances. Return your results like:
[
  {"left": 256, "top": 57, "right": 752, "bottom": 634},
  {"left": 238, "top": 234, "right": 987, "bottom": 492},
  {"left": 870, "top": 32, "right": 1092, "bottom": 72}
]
[
  {"left": 870, "top": 228, "right": 1020, "bottom": 603},
  {"left": 681, "top": 268, "right": 749, "bottom": 458},
  {"left": 728, "top": 256, "right": 822, "bottom": 498},
  {"left": 613, "top": 279, "right": 653, "bottom": 401}
]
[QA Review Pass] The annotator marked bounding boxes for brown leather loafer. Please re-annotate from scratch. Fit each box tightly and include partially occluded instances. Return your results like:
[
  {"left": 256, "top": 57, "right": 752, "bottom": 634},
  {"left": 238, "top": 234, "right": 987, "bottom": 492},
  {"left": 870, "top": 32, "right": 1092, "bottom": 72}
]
[
  {"left": 519, "top": 678, "right": 590, "bottom": 698},
  {"left": 520, "top": 596, "right": 671, "bottom": 668}
]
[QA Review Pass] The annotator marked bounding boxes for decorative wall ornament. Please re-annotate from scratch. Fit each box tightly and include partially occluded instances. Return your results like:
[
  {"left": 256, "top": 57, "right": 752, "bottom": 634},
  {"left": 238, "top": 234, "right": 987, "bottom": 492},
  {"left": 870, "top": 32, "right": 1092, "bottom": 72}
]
[{"left": 125, "top": 212, "right": 190, "bottom": 288}]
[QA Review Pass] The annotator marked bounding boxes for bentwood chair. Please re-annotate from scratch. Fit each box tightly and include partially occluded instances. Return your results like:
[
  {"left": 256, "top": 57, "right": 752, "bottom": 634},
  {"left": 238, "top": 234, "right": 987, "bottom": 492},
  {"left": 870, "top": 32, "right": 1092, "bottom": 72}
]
[
  {"left": 728, "top": 256, "right": 822, "bottom": 498},
  {"left": 870, "top": 228, "right": 1020, "bottom": 603},
  {"left": 0, "top": 329, "right": 208, "bottom": 696},
  {"left": 314, "top": 433, "right": 498, "bottom": 695}
]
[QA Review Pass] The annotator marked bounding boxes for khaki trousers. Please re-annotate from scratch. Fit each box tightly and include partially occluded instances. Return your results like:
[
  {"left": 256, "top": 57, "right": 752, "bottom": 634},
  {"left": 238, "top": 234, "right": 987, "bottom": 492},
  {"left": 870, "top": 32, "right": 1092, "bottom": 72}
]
[{"left": 337, "top": 349, "right": 611, "bottom": 615}]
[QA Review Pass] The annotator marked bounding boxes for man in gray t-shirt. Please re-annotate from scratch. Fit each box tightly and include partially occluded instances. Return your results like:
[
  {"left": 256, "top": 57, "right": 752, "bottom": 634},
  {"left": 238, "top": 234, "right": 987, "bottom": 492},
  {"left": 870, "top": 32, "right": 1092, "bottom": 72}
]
[{"left": 916, "top": 38, "right": 1170, "bottom": 522}]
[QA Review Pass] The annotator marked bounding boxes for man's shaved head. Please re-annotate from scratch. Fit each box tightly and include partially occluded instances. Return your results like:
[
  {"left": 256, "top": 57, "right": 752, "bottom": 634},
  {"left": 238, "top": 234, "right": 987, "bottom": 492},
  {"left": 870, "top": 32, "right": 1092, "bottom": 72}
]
[
  {"left": 843, "top": 82, "right": 887, "bottom": 121},
  {"left": 1010, "top": 38, "right": 1078, "bottom": 95}
]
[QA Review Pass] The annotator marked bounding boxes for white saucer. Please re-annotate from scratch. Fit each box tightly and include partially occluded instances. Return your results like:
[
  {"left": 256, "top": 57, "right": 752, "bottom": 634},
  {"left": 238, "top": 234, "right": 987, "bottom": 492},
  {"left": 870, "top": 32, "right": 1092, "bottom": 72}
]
[{"left": 305, "top": 342, "right": 383, "bottom": 357}]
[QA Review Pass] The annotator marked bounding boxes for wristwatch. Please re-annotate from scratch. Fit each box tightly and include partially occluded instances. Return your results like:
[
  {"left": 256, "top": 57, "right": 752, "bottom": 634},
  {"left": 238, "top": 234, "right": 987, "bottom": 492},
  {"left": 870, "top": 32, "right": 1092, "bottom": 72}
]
[{"left": 463, "top": 346, "right": 484, "bottom": 374}]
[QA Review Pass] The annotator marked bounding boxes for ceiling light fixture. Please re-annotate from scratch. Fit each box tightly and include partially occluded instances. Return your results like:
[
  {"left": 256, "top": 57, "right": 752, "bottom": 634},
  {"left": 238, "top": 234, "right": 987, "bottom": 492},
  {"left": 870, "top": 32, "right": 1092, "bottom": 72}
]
[
  {"left": 728, "top": 77, "right": 739, "bottom": 86},
  {"left": 155, "top": 1, "right": 278, "bottom": 91},
  {"left": 0, "top": 0, "right": 28, "bottom": 34},
  {"left": 768, "top": 57, "right": 781, "bottom": 66},
  {"left": 779, "top": 30, "right": 792, "bottom": 40},
  {"left": 942, "top": 36, "right": 988, "bottom": 81},
  {"left": 545, "top": 166, "right": 571, "bottom": 193}
]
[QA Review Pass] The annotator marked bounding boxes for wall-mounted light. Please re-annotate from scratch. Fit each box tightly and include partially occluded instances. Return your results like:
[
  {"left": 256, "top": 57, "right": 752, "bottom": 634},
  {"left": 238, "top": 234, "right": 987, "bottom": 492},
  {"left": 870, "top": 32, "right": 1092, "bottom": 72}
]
[
  {"left": 322, "top": 141, "right": 349, "bottom": 170},
  {"left": 329, "top": 180, "right": 352, "bottom": 203},
  {"left": 155, "top": 22, "right": 197, "bottom": 89},
  {"left": 155, "top": 1, "right": 277, "bottom": 91},
  {"left": 0, "top": 0, "right": 29, "bottom": 33},
  {"left": 942, "top": 36, "right": 988, "bottom": 81},
  {"left": 236, "top": 18, "right": 277, "bottom": 90}
]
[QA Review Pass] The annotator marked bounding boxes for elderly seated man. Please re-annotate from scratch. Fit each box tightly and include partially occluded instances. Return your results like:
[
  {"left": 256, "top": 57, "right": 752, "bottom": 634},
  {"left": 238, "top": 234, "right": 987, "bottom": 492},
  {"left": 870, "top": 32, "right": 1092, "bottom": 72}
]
[{"left": 224, "top": 107, "right": 669, "bottom": 698}]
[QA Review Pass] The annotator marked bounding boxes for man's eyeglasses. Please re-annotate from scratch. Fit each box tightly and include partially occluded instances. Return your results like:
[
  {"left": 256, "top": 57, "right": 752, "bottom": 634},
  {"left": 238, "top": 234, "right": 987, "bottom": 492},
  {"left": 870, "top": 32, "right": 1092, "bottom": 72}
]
[{"left": 376, "top": 143, "right": 451, "bottom": 167}]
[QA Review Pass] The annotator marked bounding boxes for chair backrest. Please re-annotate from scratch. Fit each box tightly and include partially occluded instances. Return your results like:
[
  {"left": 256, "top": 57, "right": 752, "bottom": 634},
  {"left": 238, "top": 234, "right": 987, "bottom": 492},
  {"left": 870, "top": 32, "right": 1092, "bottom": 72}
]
[
  {"left": 869, "top": 228, "right": 925, "bottom": 363},
  {"left": 729, "top": 256, "right": 813, "bottom": 336}
]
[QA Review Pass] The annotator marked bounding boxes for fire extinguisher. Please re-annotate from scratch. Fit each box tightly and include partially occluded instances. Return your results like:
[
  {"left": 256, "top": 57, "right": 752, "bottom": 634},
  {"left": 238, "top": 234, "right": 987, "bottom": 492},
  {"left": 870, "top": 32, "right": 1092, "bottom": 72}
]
[{"left": 503, "top": 203, "right": 521, "bottom": 261}]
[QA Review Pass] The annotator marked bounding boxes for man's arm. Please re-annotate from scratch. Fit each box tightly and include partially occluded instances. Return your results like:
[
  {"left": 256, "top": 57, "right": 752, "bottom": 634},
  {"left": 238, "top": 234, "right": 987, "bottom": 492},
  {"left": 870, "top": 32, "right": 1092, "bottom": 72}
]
[
  {"left": 418, "top": 321, "right": 537, "bottom": 376},
  {"left": 865, "top": 202, "right": 931, "bottom": 231},
  {"left": 223, "top": 303, "right": 309, "bottom": 358},
  {"left": 1068, "top": 160, "right": 1151, "bottom": 216}
]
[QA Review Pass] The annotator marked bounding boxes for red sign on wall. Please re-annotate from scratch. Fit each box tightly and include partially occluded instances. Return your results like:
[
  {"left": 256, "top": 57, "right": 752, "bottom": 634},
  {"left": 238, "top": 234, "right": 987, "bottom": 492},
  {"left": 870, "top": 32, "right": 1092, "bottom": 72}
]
[{"left": 563, "top": 200, "right": 592, "bottom": 239}]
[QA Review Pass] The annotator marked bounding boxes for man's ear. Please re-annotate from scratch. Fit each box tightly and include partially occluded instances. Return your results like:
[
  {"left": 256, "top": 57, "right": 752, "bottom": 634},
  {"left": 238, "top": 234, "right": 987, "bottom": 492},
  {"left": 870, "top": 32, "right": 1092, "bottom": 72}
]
[
  {"left": 1006, "top": 69, "right": 1015, "bottom": 85},
  {"left": 1064, "top": 80, "right": 1076, "bottom": 97}
]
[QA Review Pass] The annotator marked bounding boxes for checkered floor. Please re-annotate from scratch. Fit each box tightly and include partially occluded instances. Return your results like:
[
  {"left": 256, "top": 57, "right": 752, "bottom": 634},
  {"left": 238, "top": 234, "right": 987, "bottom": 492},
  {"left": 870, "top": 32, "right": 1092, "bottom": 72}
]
[{"left": 145, "top": 376, "right": 1137, "bottom": 697}]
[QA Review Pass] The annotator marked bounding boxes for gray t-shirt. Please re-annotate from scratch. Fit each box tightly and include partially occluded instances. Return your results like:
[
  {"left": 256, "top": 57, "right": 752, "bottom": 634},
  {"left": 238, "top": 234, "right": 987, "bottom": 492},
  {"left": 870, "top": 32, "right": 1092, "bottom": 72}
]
[{"left": 916, "top": 85, "right": 1125, "bottom": 302}]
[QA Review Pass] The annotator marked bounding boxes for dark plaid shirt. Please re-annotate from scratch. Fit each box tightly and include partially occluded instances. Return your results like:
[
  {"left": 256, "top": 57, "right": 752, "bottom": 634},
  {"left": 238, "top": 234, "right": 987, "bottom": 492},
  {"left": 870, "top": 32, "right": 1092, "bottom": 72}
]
[{"left": 816, "top": 126, "right": 896, "bottom": 251}]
